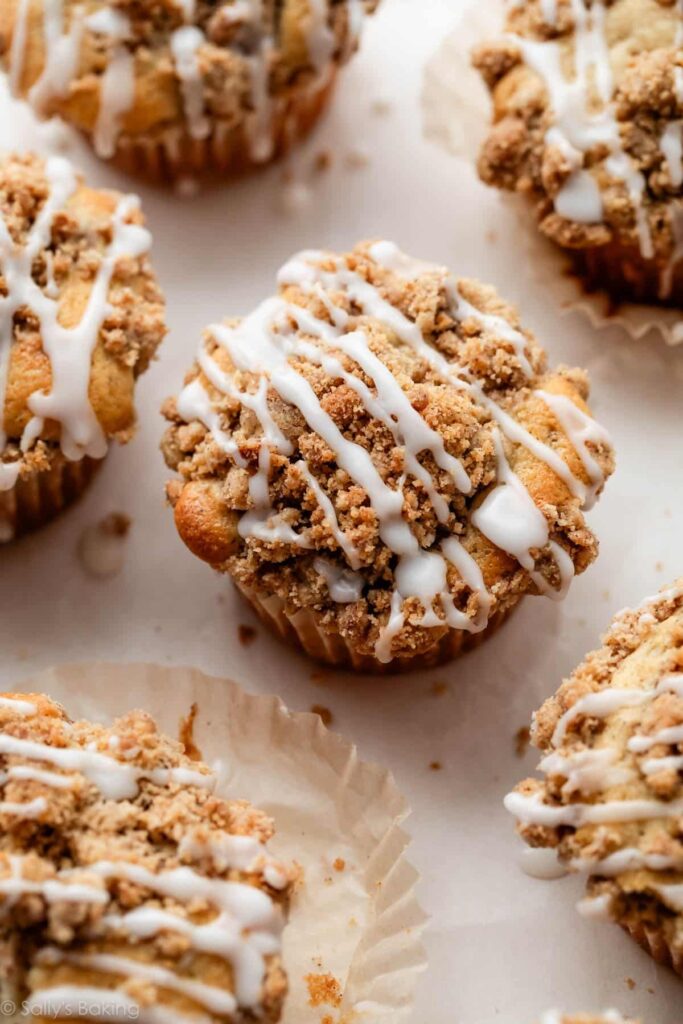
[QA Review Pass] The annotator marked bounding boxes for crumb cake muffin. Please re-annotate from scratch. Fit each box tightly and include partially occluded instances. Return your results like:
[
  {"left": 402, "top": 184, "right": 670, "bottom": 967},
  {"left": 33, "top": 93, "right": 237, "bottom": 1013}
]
[
  {"left": 0, "top": 691, "right": 293, "bottom": 1021},
  {"left": 0, "top": 152, "right": 165, "bottom": 541},
  {"left": 473, "top": 0, "right": 683, "bottom": 306},
  {"left": 2, "top": 0, "right": 379, "bottom": 182},
  {"left": 162, "top": 240, "right": 614, "bottom": 673},
  {"left": 506, "top": 579, "right": 683, "bottom": 975}
]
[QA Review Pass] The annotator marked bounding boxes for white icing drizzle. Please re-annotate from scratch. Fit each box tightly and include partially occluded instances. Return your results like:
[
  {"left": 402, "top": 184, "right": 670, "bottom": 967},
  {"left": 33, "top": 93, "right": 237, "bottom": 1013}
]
[
  {"left": 0, "top": 696, "right": 37, "bottom": 716},
  {"left": 535, "top": 390, "right": 610, "bottom": 509},
  {"left": 171, "top": 26, "right": 211, "bottom": 141},
  {"left": 178, "top": 245, "right": 609, "bottom": 661},
  {"left": 0, "top": 796, "right": 47, "bottom": 818},
  {"left": 662, "top": 121, "right": 683, "bottom": 189},
  {"left": 87, "top": 10, "right": 136, "bottom": 160},
  {"left": 510, "top": 0, "right": 683, "bottom": 258},
  {"left": 0, "top": 156, "right": 152, "bottom": 491},
  {"left": 313, "top": 557, "right": 363, "bottom": 603},
  {"left": 520, "top": 847, "right": 568, "bottom": 880}
]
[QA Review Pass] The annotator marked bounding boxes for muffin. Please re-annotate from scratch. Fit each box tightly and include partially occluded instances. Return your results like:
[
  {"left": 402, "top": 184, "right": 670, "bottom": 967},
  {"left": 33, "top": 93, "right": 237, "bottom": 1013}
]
[
  {"left": 473, "top": 0, "right": 683, "bottom": 306},
  {"left": 162, "top": 240, "right": 614, "bottom": 673},
  {"left": 0, "top": 691, "right": 293, "bottom": 1021},
  {"left": 0, "top": 152, "right": 166, "bottom": 542},
  {"left": 506, "top": 579, "right": 683, "bottom": 975},
  {"left": 2, "top": 0, "right": 379, "bottom": 182}
]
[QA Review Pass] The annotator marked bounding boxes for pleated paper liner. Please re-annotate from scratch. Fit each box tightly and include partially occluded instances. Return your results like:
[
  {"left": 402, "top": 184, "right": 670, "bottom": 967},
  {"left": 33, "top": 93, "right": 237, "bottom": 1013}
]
[
  {"left": 238, "top": 583, "right": 518, "bottom": 674},
  {"left": 110, "top": 71, "right": 338, "bottom": 184},
  {"left": 421, "top": 1, "right": 683, "bottom": 346},
  {"left": 0, "top": 453, "right": 102, "bottom": 544},
  {"left": 8, "top": 663, "right": 427, "bottom": 1023}
]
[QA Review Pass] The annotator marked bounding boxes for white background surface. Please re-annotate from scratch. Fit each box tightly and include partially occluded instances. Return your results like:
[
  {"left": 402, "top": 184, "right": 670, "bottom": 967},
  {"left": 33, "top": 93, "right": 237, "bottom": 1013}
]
[{"left": 1, "top": 0, "right": 682, "bottom": 1021}]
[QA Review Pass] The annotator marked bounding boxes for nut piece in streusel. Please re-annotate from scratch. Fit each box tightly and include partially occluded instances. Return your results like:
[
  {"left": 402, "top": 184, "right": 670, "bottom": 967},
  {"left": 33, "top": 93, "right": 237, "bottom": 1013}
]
[
  {"left": 1, "top": 0, "right": 379, "bottom": 181},
  {"left": 0, "top": 152, "right": 166, "bottom": 542},
  {"left": 0, "top": 691, "right": 293, "bottom": 1021},
  {"left": 474, "top": 0, "right": 683, "bottom": 307},
  {"left": 506, "top": 579, "right": 683, "bottom": 976},
  {"left": 162, "top": 240, "right": 614, "bottom": 673}
]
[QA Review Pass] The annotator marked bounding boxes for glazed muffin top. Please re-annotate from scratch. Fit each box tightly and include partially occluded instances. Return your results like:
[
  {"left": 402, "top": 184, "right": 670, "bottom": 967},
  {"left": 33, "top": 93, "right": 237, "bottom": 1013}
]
[
  {"left": 473, "top": 0, "right": 683, "bottom": 295},
  {"left": 0, "top": 152, "right": 165, "bottom": 493},
  {"left": 506, "top": 581, "right": 683, "bottom": 964},
  {"left": 2, "top": 0, "right": 378, "bottom": 159},
  {"left": 0, "top": 691, "right": 293, "bottom": 1022},
  {"left": 162, "top": 241, "right": 615, "bottom": 665}
]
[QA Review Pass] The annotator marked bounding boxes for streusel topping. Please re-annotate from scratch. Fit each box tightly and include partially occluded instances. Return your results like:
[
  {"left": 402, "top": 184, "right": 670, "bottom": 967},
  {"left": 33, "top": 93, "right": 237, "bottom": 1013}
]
[
  {"left": 2, "top": 0, "right": 378, "bottom": 160},
  {"left": 507, "top": 580, "right": 683, "bottom": 971},
  {"left": 0, "top": 153, "right": 165, "bottom": 491},
  {"left": 0, "top": 692, "right": 292, "bottom": 1022},
  {"left": 162, "top": 241, "right": 614, "bottom": 664},
  {"left": 474, "top": 0, "right": 683, "bottom": 298}
]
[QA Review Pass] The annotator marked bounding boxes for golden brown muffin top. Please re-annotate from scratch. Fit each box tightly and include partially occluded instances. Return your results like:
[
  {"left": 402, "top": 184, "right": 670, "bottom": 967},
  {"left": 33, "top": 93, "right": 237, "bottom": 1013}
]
[
  {"left": 474, "top": 0, "right": 683, "bottom": 295},
  {"left": 1, "top": 0, "right": 379, "bottom": 159},
  {"left": 162, "top": 241, "right": 614, "bottom": 665},
  {"left": 0, "top": 152, "right": 166, "bottom": 492},
  {"left": 0, "top": 691, "right": 293, "bottom": 1023},
  {"left": 507, "top": 580, "right": 683, "bottom": 966}
]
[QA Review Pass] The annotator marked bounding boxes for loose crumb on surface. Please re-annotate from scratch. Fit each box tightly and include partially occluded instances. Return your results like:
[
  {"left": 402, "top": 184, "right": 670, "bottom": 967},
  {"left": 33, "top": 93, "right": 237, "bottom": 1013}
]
[
  {"left": 311, "top": 704, "right": 334, "bottom": 727},
  {"left": 345, "top": 148, "right": 370, "bottom": 170},
  {"left": 311, "top": 671, "right": 327, "bottom": 685},
  {"left": 77, "top": 512, "right": 131, "bottom": 579},
  {"left": 238, "top": 624, "right": 257, "bottom": 647},
  {"left": 370, "top": 97, "right": 392, "bottom": 116},
  {"left": 305, "top": 973, "right": 343, "bottom": 1009},
  {"left": 333, "top": 858, "right": 346, "bottom": 872},
  {"left": 314, "top": 150, "right": 332, "bottom": 173},
  {"left": 430, "top": 681, "right": 448, "bottom": 697},
  {"left": 514, "top": 726, "right": 530, "bottom": 758},
  {"left": 429, "top": 761, "right": 442, "bottom": 772},
  {"left": 626, "top": 977, "right": 636, "bottom": 991}
]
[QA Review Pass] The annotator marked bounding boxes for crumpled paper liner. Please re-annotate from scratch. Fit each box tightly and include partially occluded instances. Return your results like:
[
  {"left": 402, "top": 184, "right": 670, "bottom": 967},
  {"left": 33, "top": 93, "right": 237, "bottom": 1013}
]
[
  {"left": 421, "top": 2, "right": 683, "bottom": 346},
  {"left": 10, "top": 662, "right": 427, "bottom": 1023}
]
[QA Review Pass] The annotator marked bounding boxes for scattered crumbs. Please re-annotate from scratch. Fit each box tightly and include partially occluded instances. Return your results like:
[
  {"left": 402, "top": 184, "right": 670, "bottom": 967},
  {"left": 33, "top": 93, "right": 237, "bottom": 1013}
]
[
  {"left": 305, "top": 973, "right": 342, "bottom": 1009},
  {"left": 485, "top": 229, "right": 498, "bottom": 244},
  {"left": 311, "top": 670, "right": 327, "bottom": 685},
  {"left": 77, "top": 512, "right": 131, "bottom": 579},
  {"left": 514, "top": 726, "right": 531, "bottom": 758},
  {"left": 313, "top": 150, "right": 332, "bottom": 173},
  {"left": 429, "top": 761, "right": 442, "bottom": 772},
  {"left": 345, "top": 147, "right": 370, "bottom": 170},
  {"left": 175, "top": 175, "right": 200, "bottom": 199},
  {"left": 323, "top": 875, "right": 333, "bottom": 886},
  {"left": 238, "top": 624, "right": 257, "bottom": 647},
  {"left": 647, "top": 987, "right": 655, "bottom": 995},
  {"left": 348, "top": 916, "right": 358, "bottom": 928},
  {"left": 311, "top": 956, "right": 323, "bottom": 969},
  {"left": 178, "top": 703, "right": 203, "bottom": 762},
  {"left": 655, "top": 561, "right": 664, "bottom": 572},
  {"left": 602, "top": 588, "right": 611, "bottom": 601},
  {"left": 333, "top": 858, "right": 346, "bottom": 872},
  {"left": 311, "top": 704, "right": 333, "bottom": 727},
  {"left": 370, "top": 96, "right": 392, "bottom": 117},
  {"left": 625, "top": 977, "right": 636, "bottom": 991},
  {"left": 430, "top": 681, "right": 448, "bottom": 697}
]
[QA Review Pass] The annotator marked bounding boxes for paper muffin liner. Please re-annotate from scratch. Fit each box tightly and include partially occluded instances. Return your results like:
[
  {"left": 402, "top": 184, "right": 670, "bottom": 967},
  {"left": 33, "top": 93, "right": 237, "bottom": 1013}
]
[
  {"left": 421, "top": 2, "right": 683, "bottom": 346},
  {"left": 620, "top": 917, "right": 683, "bottom": 977},
  {"left": 0, "top": 453, "right": 102, "bottom": 545},
  {"left": 111, "top": 71, "right": 337, "bottom": 184},
  {"left": 237, "top": 583, "right": 518, "bottom": 674},
  {"left": 8, "top": 662, "right": 427, "bottom": 1023}
]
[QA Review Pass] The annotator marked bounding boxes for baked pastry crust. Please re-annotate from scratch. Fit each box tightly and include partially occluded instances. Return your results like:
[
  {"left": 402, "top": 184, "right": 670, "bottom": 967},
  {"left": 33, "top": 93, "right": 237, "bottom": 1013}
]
[
  {"left": 1, "top": 0, "right": 379, "bottom": 180},
  {"left": 162, "top": 240, "right": 614, "bottom": 671},
  {"left": 0, "top": 152, "right": 166, "bottom": 538},
  {"left": 0, "top": 691, "right": 293, "bottom": 1022},
  {"left": 474, "top": 0, "right": 683, "bottom": 306},
  {"left": 507, "top": 580, "right": 683, "bottom": 976}
]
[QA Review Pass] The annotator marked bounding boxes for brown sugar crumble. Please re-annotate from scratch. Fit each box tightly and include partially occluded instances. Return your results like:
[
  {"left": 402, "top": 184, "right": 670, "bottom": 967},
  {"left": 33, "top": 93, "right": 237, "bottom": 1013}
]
[
  {"left": 306, "top": 972, "right": 343, "bottom": 1009},
  {"left": 514, "top": 725, "right": 531, "bottom": 758},
  {"left": 178, "top": 702, "right": 202, "bottom": 761}
]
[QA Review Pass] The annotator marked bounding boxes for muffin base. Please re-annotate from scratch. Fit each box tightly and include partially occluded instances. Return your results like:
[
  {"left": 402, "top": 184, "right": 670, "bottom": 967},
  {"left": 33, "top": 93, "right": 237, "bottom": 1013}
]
[
  {"left": 567, "top": 240, "right": 683, "bottom": 309},
  {"left": 236, "top": 584, "right": 518, "bottom": 674},
  {"left": 111, "top": 71, "right": 337, "bottom": 183},
  {"left": 0, "top": 454, "right": 102, "bottom": 543},
  {"left": 620, "top": 916, "right": 683, "bottom": 977}
]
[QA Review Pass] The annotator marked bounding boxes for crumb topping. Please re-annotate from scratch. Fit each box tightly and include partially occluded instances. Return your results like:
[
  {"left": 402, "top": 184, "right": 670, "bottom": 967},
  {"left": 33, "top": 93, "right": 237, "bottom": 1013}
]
[
  {"left": 474, "top": 0, "right": 683, "bottom": 296},
  {"left": 162, "top": 240, "right": 614, "bottom": 664},
  {"left": 2, "top": 0, "right": 379, "bottom": 160},
  {"left": 0, "top": 691, "right": 292, "bottom": 1022},
  {"left": 507, "top": 579, "right": 683, "bottom": 974},
  {"left": 0, "top": 153, "right": 166, "bottom": 491}
]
